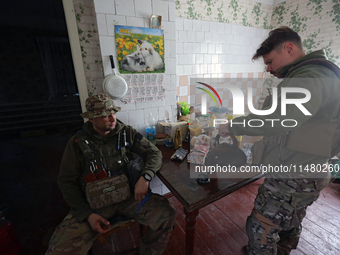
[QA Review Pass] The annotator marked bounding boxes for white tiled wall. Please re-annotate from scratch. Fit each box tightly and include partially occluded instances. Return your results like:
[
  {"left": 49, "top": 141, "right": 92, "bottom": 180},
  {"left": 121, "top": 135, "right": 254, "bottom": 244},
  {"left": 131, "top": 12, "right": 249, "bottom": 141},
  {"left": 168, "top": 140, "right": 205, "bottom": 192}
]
[
  {"left": 93, "top": 0, "right": 177, "bottom": 134},
  {"left": 92, "top": 0, "right": 271, "bottom": 195},
  {"left": 93, "top": 0, "right": 177, "bottom": 195},
  {"left": 176, "top": 17, "right": 269, "bottom": 77}
]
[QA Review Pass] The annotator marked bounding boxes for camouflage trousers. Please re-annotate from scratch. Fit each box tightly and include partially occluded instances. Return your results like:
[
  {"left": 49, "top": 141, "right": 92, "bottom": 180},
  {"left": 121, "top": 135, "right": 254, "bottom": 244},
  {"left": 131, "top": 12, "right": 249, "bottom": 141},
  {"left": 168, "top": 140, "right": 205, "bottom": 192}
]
[
  {"left": 246, "top": 173, "right": 331, "bottom": 255},
  {"left": 46, "top": 194, "right": 176, "bottom": 255}
]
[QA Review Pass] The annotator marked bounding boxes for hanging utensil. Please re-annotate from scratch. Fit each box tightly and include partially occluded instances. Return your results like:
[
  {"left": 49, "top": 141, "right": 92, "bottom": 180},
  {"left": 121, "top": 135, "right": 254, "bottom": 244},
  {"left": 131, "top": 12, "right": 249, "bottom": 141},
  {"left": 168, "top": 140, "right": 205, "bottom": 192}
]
[{"left": 103, "top": 55, "right": 128, "bottom": 100}]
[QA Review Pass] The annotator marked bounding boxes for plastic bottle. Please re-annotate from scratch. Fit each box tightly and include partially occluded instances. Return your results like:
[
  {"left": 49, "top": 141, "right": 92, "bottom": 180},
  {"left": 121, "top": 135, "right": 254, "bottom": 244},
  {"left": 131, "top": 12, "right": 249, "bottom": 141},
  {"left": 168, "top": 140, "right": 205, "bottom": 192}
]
[
  {"left": 209, "top": 114, "right": 216, "bottom": 127},
  {"left": 145, "top": 113, "right": 156, "bottom": 145}
]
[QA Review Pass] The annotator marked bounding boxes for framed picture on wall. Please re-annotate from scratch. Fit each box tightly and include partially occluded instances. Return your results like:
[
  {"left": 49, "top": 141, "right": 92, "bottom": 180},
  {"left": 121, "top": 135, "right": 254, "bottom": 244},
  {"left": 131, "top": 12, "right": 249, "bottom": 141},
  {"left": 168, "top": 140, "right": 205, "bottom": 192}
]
[
  {"left": 150, "top": 15, "right": 161, "bottom": 29},
  {"left": 115, "top": 25, "right": 165, "bottom": 74}
]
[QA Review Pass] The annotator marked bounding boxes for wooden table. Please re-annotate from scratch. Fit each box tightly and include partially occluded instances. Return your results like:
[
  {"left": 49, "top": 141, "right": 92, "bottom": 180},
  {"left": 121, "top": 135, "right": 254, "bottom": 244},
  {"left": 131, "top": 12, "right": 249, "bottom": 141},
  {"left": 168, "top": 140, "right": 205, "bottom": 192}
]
[{"left": 156, "top": 142, "right": 263, "bottom": 255}]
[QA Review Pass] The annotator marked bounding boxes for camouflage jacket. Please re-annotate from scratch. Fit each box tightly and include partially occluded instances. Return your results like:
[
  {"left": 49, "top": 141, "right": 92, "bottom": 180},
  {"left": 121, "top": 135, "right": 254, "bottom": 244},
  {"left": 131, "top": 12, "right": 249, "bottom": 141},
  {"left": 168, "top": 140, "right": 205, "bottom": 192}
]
[
  {"left": 58, "top": 120, "right": 162, "bottom": 222},
  {"left": 229, "top": 50, "right": 340, "bottom": 167}
]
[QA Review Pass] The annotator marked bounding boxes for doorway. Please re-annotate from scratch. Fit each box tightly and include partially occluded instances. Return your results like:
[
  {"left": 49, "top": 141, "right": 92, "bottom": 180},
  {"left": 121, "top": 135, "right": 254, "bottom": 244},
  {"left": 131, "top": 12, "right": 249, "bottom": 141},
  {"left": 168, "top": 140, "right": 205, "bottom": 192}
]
[
  {"left": 0, "top": 0, "right": 83, "bottom": 134},
  {"left": 0, "top": 1, "right": 84, "bottom": 254}
]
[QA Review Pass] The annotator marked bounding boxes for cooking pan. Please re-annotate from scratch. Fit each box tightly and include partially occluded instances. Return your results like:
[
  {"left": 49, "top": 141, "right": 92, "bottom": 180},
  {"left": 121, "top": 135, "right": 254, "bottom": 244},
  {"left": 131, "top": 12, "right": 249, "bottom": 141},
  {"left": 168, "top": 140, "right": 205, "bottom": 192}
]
[{"left": 103, "top": 55, "right": 128, "bottom": 100}]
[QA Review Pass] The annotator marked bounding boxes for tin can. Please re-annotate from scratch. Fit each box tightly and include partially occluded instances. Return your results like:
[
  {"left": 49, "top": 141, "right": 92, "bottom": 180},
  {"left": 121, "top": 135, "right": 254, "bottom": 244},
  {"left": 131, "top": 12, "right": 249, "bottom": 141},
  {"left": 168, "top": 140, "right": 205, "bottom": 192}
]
[{"left": 165, "top": 136, "right": 173, "bottom": 147}]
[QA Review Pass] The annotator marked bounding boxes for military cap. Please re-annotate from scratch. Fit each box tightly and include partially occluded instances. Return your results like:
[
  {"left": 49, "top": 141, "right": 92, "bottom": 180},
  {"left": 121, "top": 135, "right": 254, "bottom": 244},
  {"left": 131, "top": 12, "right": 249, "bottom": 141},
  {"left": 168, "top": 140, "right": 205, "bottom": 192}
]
[{"left": 80, "top": 94, "right": 121, "bottom": 118}]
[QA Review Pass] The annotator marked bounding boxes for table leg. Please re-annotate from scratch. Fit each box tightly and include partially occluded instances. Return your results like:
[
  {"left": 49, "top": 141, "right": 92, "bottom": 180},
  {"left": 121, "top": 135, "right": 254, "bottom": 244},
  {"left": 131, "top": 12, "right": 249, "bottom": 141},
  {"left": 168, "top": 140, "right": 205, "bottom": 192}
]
[{"left": 184, "top": 208, "right": 199, "bottom": 255}]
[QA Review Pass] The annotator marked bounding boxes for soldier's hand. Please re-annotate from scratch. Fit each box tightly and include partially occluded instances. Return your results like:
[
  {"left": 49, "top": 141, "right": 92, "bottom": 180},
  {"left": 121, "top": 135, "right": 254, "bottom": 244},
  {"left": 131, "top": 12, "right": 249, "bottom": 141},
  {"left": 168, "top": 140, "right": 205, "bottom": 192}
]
[
  {"left": 218, "top": 123, "right": 230, "bottom": 137},
  {"left": 87, "top": 213, "right": 111, "bottom": 234},
  {"left": 134, "top": 176, "right": 149, "bottom": 201}
]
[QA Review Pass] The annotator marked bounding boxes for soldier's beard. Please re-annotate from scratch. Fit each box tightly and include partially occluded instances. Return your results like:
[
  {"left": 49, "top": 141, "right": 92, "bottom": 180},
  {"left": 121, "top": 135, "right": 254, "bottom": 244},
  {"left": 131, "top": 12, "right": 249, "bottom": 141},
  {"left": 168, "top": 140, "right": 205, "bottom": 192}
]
[{"left": 107, "top": 122, "right": 116, "bottom": 131}]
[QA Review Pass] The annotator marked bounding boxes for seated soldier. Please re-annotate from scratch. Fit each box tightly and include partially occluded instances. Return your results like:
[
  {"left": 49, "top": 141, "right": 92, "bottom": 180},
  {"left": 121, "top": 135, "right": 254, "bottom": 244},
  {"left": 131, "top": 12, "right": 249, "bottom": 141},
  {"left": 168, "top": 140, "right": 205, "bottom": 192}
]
[{"left": 46, "top": 94, "right": 176, "bottom": 255}]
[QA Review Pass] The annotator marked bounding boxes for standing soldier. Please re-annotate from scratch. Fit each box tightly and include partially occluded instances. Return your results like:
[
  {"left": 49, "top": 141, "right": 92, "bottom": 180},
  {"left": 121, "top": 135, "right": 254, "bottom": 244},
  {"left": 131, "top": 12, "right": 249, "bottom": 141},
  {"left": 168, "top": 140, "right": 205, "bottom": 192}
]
[{"left": 219, "top": 26, "right": 340, "bottom": 254}]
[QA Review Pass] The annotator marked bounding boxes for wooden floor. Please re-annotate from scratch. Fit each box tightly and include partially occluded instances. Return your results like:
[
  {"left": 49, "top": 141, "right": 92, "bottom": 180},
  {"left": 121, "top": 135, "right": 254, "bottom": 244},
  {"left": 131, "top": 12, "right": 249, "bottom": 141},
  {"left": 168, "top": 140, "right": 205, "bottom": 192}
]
[{"left": 92, "top": 178, "right": 340, "bottom": 255}]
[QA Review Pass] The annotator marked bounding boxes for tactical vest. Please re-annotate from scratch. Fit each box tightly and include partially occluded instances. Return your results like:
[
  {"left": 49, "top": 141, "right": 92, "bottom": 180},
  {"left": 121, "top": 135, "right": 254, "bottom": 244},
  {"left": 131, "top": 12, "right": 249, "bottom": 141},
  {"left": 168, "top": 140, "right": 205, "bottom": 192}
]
[
  {"left": 262, "top": 59, "right": 340, "bottom": 159},
  {"left": 75, "top": 129, "right": 133, "bottom": 179}
]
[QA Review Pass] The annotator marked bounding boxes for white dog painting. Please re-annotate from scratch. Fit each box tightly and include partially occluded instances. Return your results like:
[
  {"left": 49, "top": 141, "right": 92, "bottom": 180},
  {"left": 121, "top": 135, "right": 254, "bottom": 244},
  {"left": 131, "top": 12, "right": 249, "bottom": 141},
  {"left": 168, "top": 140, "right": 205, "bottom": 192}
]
[{"left": 138, "top": 39, "right": 164, "bottom": 71}]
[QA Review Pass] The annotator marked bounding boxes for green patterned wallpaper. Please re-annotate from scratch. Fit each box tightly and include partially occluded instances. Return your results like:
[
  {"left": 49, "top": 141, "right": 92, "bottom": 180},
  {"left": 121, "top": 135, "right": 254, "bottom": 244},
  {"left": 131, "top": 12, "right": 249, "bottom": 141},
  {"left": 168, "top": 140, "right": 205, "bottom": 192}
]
[
  {"left": 176, "top": 0, "right": 340, "bottom": 65},
  {"left": 177, "top": 0, "right": 272, "bottom": 28},
  {"left": 73, "top": 1, "right": 102, "bottom": 96}
]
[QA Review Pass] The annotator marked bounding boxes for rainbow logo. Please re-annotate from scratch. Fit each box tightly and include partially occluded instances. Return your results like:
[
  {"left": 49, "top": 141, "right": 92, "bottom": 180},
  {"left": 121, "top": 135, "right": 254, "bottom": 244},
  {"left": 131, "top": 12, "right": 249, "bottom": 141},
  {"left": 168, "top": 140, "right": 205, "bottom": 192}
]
[{"left": 197, "top": 82, "right": 222, "bottom": 107}]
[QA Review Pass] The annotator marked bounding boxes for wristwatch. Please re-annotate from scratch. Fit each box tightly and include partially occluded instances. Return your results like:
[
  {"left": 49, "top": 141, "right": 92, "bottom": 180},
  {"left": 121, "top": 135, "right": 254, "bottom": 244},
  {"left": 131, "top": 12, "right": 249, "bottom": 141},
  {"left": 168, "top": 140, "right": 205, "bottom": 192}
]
[{"left": 142, "top": 173, "right": 152, "bottom": 181}]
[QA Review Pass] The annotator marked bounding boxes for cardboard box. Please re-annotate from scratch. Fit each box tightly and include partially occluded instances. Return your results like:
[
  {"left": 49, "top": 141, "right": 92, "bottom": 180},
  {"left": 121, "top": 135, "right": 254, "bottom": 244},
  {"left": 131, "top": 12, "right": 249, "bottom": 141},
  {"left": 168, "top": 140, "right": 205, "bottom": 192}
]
[
  {"left": 159, "top": 121, "right": 188, "bottom": 141},
  {"left": 178, "top": 114, "right": 190, "bottom": 121}
]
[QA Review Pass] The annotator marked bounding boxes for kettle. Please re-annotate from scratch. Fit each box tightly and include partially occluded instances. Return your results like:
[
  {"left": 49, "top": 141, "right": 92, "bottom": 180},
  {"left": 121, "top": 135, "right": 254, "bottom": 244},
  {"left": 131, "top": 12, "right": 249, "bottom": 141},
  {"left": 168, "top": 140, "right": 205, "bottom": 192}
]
[{"left": 205, "top": 134, "right": 247, "bottom": 168}]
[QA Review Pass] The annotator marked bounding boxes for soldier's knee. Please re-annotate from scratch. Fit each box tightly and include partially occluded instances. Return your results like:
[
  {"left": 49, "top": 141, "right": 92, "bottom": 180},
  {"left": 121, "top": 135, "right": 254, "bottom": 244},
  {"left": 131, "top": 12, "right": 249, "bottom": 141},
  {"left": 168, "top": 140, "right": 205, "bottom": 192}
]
[
  {"left": 159, "top": 203, "right": 176, "bottom": 228},
  {"left": 246, "top": 211, "right": 280, "bottom": 254},
  {"left": 155, "top": 195, "right": 176, "bottom": 224}
]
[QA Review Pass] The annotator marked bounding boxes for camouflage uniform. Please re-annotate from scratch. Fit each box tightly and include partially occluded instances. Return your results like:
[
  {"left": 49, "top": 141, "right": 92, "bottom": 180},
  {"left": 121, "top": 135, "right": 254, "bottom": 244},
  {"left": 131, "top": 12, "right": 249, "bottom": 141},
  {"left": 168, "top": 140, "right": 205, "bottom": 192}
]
[
  {"left": 245, "top": 174, "right": 330, "bottom": 255},
  {"left": 46, "top": 94, "right": 176, "bottom": 255},
  {"left": 229, "top": 50, "right": 339, "bottom": 254}
]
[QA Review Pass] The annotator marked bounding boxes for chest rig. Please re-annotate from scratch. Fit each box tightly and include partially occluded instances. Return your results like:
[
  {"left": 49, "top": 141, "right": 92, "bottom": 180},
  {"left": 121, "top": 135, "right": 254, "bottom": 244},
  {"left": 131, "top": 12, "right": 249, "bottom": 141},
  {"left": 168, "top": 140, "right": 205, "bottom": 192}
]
[{"left": 75, "top": 129, "right": 132, "bottom": 178}]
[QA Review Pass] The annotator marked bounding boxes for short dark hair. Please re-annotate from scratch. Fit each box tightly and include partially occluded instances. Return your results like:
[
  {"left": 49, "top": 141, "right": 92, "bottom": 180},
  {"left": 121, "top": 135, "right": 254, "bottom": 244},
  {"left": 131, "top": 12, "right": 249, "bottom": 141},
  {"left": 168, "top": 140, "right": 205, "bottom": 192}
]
[{"left": 252, "top": 26, "right": 303, "bottom": 61}]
